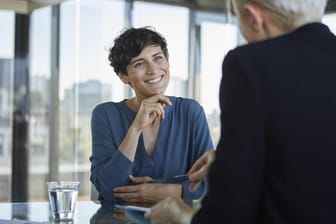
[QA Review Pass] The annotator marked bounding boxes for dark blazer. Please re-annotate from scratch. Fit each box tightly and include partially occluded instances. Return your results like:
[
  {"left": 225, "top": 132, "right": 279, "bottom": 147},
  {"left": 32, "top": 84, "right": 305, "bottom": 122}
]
[{"left": 192, "top": 23, "right": 336, "bottom": 224}]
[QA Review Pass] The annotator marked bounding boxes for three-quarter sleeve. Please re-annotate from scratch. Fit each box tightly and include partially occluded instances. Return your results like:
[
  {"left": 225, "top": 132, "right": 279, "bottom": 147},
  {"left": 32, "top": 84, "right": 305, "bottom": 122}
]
[{"left": 90, "top": 104, "right": 134, "bottom": 202}]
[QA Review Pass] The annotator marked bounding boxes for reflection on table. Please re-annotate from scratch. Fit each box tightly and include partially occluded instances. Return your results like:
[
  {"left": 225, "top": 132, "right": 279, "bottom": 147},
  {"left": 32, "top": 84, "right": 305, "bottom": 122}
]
[
  {"left": 90, "top": 201, "right": 151, "bottom": 224},
  {"left": 0, "top": 200, "right": 150, "bottom": 224}
]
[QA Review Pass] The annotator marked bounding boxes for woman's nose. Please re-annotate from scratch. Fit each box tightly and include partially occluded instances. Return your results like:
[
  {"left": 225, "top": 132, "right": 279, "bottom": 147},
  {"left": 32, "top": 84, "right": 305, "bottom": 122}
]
[{"left": 146, "top": 62, "right": 158, "bottom": 75}]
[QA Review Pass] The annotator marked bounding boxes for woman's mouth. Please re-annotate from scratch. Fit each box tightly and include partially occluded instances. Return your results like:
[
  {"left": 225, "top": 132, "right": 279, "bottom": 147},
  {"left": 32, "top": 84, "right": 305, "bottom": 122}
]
[{"left": 145, "top": 75, "right": 163, "bottom": 84}]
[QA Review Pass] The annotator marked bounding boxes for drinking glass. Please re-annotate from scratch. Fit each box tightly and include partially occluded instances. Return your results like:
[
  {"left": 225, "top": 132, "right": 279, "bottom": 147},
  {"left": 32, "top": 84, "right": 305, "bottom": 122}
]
[{"left": 47, "top": 181, "right": 80, "bottom": 221}]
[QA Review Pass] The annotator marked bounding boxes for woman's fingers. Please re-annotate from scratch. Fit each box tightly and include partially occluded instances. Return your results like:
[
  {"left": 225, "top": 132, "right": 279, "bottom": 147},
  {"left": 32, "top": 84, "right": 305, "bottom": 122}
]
[
  {"left": 129, "top": 175, "right": 153, "bottom": 183},
  {"left": 114, "top": 183, "right": 176, "bottom": 203},
  {"left": 137, "top": 95, "right": 171, "bottom": 125}
]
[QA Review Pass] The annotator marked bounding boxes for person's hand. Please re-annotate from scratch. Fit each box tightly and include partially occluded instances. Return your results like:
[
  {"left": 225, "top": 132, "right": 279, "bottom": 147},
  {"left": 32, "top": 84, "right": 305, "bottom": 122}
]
[
  {"left": 118, "top": 95, "right": 171, "bottom": 162},
  {"left": 113, "top": 181, "right": 182, "bottom": 203},
  {"left": 187, "top": 150, "right": 216, "bottom": 192},
  {"left": 128, "top": 174, "right": 153, "bottom": 184},
  {"left": 145, "top": 197, "right": 196, "bottom": 224},
  {"left": 133, "top": 95, "right": 172, "bottom": 131}
]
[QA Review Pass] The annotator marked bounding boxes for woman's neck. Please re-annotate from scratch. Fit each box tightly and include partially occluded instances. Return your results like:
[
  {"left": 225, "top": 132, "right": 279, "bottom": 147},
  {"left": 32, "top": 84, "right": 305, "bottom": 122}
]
[{"left": 126, "top": 97, "right": 141, "bottom": 112}]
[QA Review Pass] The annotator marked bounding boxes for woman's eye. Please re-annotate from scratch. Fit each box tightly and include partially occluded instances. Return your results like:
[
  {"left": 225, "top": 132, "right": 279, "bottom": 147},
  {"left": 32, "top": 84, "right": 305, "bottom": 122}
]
[
  {"left": 154, "top": 55, "right": 163, "bottom": 61},
  {"left": 134, "top": 62, "right": 144, "bottom": 68}
]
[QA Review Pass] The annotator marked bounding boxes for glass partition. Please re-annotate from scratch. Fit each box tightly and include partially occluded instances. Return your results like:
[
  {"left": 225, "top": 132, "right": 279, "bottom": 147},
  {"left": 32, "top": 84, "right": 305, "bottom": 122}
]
[
  {"left": 59, "top": 0, "right": 126, "bottom": 200},
  {"left": 200, "top": 21, "right": 238, "bottom": 145},
  {"left": 0, "top": 10, "right": 15, "bottom": 202},
  {"left": 29, "top": 6, "right": 52, "bottom": 201},
  {"left": 323, "top": 13, "right": 336, "bottom": 34}
]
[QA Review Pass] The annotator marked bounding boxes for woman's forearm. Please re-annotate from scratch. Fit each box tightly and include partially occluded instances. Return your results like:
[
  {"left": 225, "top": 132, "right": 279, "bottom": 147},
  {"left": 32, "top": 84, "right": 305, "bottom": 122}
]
[{"left": 118, "top": 123, "right": 142, "bottom": 162}]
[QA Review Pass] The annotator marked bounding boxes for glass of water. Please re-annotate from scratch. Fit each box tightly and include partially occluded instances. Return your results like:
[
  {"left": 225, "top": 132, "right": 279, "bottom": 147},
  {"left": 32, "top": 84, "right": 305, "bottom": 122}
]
[{"left": 47, "top": 181, "right": 80, "bottom": 221}]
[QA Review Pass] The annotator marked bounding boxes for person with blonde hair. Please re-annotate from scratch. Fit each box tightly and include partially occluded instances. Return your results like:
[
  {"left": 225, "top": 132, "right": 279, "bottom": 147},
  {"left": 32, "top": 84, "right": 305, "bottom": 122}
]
[{"left": 146, "top": 0, "right": 336, "bottom": 223}]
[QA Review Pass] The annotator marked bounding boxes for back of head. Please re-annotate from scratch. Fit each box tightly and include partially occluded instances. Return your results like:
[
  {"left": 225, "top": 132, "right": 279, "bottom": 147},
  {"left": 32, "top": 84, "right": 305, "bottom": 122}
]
[
  {"left": 108, "top": 27, "right": 168, "bottom": 76},
  {"left": 233, "top": 0, "right": 328, "bottom": 31}
]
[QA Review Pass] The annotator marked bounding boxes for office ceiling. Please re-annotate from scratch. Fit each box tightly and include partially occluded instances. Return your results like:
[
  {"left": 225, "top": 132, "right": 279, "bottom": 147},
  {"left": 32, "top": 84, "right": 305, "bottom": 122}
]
[
  {"left": 0, "top": 0, "right": 335, "bottom": 14},
  {"left": 326, "top": 0, "right": 336, "bottom": 13},
  {"left": 153, "top": 0, "right": 336, "bottom": 14},
  {"left": 0, "top": 0, "right": 66, "bottom": 13}
]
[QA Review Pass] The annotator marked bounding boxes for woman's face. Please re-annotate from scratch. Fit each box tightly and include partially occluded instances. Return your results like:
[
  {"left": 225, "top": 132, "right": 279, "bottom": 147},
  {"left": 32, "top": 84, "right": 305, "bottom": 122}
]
[{"left": 121, "top": 45, "right": 170, "bottom": 100}]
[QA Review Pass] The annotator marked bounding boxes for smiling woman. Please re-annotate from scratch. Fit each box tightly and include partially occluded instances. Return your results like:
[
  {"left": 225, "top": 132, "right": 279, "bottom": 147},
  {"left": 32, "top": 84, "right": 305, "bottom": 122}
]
[{"left": 89, "top": 27, "right": 214, "bottom": 204}]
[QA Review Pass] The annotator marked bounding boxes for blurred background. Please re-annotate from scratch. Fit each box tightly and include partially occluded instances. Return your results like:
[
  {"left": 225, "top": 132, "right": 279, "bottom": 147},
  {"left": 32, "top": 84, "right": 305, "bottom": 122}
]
[{"left": 0, "top": 0, "right": 336, "bottom": 202}]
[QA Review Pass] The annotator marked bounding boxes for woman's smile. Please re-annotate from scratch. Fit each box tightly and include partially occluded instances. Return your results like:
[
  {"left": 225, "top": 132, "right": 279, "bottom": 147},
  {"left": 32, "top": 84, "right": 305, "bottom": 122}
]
[{"left": 145, "top": 75, "right": 164, "bottom": 84}]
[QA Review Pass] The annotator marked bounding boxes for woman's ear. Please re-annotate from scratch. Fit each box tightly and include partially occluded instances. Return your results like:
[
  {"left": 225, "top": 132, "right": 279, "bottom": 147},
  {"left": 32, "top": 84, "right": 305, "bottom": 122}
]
[
  {"left": 244, "top": 2, "right": 266, "bottom": 33},
  {"left": 118, "top": 72, "right": 129, "bottom": 84}
]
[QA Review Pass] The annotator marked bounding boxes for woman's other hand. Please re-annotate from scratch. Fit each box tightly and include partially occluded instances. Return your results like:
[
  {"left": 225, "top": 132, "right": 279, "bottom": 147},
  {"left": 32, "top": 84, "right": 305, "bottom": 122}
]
[
  {"left": 128, "top": 174, "right": 153, "bottom": 184},
  {"left": 113, "top": 181, "right": 182, "bottom": 204}
]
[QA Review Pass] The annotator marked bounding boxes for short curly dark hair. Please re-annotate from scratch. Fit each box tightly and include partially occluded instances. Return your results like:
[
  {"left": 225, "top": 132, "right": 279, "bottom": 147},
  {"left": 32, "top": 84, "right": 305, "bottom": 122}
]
[{"left": 108, "top": 26, "right": 169, "bottom": 76}]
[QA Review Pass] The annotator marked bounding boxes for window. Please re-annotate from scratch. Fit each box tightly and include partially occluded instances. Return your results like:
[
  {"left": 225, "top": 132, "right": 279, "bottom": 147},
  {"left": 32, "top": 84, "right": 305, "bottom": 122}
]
[
  {"left": 323, "top": 13, "right": 336, "bottom": 34},
  {"left": 0, "top": 10, "right": 14, "bottom": 202},
  {"left": 196, "top": 12, "right": 239, "bottom": 145},
  {"left": 29, "top": 6, "right": 52, "bottom": 200},
  {"left": 59, "top": 0, "right": 126, "bottom": 199},
  {"left": 0, "top": 134, "right": 3, "bottom": 156}
]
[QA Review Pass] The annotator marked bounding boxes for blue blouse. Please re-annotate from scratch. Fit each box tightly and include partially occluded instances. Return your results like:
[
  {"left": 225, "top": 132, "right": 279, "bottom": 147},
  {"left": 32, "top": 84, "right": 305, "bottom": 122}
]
[{"left": 90, "top": 96, "right": 213, "bottom": 202}]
